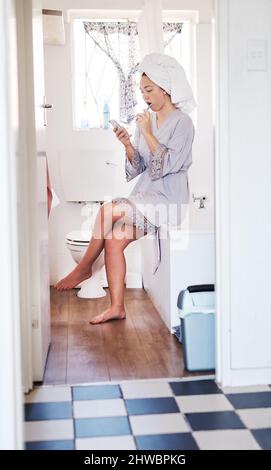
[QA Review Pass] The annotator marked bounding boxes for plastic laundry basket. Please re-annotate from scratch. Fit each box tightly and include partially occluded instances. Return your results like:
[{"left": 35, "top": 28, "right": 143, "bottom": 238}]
[{"left": 177, "top": 284, "right": 215, "bottom": 371}]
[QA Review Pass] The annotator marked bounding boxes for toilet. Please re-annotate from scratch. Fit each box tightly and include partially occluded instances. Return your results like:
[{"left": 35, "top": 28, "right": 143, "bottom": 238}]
[
  {"left": 58, "top": 148, "right": 120, "bottom": 298},
  {"left": 66, "top": 230, "right": 107, "bottom": 299}
]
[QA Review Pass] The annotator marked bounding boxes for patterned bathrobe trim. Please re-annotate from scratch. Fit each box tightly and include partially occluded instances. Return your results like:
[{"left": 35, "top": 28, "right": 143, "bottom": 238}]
[
  {"left": 149, "top": 144, "right": 168, "bottom": 180},
  {"left": 112, "top": 197, "right": 157, "bottom": 235},
  {"left": 125, "top": 150, "right": 146, "bottom": 182}
]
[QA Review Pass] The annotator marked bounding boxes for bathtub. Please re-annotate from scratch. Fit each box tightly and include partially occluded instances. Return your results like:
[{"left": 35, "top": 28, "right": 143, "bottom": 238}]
[{"left": 141, "top": 204, "right": 215, "bottom": 332}]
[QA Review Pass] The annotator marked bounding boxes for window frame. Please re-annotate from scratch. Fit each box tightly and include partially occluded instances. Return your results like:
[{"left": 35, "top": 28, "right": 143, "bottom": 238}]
[
  {"left": 70, "top": 9, "right": 197, "bottom": 130},
  {"left": 70, "top": 10, "right": 141, "bottom": 131}
]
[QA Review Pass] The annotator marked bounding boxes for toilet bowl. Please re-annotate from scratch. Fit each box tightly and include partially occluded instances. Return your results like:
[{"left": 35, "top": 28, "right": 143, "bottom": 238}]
[{"left": 66, "top": 230, "right": 106, "bottom": 298}]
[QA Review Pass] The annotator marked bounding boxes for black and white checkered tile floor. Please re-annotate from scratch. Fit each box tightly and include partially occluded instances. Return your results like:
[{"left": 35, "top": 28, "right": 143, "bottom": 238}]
[{"left": 24, "top": 378, "right": 271, "bottom": 450}]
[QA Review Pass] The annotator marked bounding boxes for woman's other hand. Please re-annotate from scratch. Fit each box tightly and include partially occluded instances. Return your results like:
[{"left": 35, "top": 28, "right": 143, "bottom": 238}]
[
  {"left": 114, "top": 126, "right": 132, "bottom": 148},
  {"left": 136, "top": 110, "right": 152, "bottom": 136}
]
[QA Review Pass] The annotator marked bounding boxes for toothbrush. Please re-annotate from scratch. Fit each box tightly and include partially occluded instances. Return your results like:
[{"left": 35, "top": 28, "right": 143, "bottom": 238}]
[{"left": 134, "top": 104, "right": 151, "bottom": 123}]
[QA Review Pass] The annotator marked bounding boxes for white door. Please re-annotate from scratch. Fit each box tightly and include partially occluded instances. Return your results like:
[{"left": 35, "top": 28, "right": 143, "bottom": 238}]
[
  {"left": 22, "top": 0, "right": 51, "bottom": 382},
  {"left": 0, "top": 0, "right": 24, "bottom": 449},
  {"left": 32, "top": 0, "right": 51, "bottom": 381}
]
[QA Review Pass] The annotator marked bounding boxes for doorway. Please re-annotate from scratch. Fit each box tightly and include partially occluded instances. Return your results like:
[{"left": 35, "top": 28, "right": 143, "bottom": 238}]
[
  {"left": 43, "top": 2, "right": 216, "bottom": 385},
  {"left": 2, "top": 0, "right": 222, "bottom": 448}
]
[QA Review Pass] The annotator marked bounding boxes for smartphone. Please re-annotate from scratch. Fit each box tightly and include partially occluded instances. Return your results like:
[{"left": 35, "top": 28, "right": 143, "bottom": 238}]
[{"left": 109, "top": 119, "right": 121, "bottom": 129}]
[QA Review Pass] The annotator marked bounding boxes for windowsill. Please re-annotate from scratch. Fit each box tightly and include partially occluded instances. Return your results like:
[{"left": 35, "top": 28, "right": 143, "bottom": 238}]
[
  {"left": 73, "top": 124, "right": 134, "bottom": 132},
  {"left": 73, "top": 127, "right": 112, "bottom": 131}
]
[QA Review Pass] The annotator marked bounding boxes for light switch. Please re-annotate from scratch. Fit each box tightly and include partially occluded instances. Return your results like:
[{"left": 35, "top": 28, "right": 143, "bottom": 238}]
[{"left": 247, "top": 39, "right": 267, "bottom": 71}]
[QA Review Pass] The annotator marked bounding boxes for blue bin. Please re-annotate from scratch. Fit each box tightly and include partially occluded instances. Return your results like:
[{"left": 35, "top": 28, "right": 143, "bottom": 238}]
[{"left": 177, "top": 285, "right": 215, "bottom": 371}]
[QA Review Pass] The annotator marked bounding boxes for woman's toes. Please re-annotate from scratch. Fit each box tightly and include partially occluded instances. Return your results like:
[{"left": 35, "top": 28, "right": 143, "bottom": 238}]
[{"left": 89, "top": 309, "right": 126, "bottom": 325}]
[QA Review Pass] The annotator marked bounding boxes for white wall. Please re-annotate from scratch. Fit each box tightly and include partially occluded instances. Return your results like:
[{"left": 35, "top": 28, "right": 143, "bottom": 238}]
[
  {"left": 43, "top": 0, "right": 144, "bottom": 13},
  {"left": 43, "top": 0, "right": 214, "bottom": 284},
  {"left": 162, "top": 0, "right": 213, "bottom": 22},
  {"left": 216, "top": 0, "right": 271, "bottom": 385}
]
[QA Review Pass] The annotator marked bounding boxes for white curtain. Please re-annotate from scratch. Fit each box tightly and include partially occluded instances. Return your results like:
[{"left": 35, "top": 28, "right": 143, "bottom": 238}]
[{"left": 84, "top": 20, "right": 140, "bottom": 124}]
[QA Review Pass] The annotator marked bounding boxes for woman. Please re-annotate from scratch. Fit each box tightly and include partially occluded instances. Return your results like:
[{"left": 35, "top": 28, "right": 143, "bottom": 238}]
[{"left": 55, "top": 52, "right": 196, "bottom": 324}]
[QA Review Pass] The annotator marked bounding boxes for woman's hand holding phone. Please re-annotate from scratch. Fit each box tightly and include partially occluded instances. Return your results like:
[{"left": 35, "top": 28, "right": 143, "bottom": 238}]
[
  {"left": 110, "top": 120, "right": 132, "bottom": 148},
  {"left": 109, "top": 119, "right": 120, "bottom": 130}
]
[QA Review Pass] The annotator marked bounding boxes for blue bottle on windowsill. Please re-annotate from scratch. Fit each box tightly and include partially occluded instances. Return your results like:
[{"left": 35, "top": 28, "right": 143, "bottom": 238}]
[{"left": 103, "top": 100, "right": 110, "bottom": 129}]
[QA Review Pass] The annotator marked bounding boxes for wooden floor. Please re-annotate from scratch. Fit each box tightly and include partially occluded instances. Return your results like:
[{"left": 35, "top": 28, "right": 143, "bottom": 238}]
[{"left": 44, "top": 287, "right": 209, "bottom": 384}]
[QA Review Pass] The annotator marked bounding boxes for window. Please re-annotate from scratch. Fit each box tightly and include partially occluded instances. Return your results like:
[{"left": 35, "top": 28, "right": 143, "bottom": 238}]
[
  {"left": 72, "top": 18, "right": 143, "bottom": 129},
  {"left": 163, "top": 15, "right": 197, "bottom": 124},
  {"left": 163, "top": 19, "right": 195, "bottom": 91},
  {"left": 72, "top": 14, "right": 193, "bottom": 130}
]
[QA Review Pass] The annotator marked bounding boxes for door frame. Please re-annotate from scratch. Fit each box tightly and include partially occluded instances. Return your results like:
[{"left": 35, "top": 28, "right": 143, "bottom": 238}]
[
  {"left": 0, "top": 0, "right": 24, "bottom": 450},
  {"left": 0, "top": 0, "right": 232, "bottom": 449},
  {"left": 214, "top": 0, "right": 231, "bottom": 385}
]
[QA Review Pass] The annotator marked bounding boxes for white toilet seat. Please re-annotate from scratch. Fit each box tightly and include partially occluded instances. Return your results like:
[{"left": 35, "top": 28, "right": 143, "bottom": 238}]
[
  {"left": 66, "top": 240, "right": 88, "bottom": 247},
  {"left": 66, "top": 230, "right": 91, "bottom": 245}
]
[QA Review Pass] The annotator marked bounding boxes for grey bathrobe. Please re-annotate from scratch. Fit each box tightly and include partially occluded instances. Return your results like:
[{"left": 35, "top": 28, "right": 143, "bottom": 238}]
[{"left": 113, "top": 108, "right": 195, "bottom": 272}]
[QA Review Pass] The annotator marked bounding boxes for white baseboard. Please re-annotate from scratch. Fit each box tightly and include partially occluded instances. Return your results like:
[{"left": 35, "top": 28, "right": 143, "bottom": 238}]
[{"left": 220, "top": 368, "right": 271, "bottom": 387}]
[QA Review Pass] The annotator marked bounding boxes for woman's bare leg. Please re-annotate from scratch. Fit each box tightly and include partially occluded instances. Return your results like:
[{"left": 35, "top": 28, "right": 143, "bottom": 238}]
[
  {"left": 54, "top": 202, "right": 126, "bottom": 290},
  {"left": 90, "top": 222, "right": 146, "bottom": 324}
]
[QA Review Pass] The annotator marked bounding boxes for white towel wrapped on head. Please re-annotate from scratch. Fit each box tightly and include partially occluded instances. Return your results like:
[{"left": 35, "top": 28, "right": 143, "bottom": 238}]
[{"left": 140, "top": 52, "right": 196, "bottom": 114}]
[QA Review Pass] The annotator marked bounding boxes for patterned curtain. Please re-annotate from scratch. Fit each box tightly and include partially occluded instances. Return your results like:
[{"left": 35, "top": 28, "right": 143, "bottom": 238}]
[{"left": 84, "top": 21, "right": 183, "bottom": 124}]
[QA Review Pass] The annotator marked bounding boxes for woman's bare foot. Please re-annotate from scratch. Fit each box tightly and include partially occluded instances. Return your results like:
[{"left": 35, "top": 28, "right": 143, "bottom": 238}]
[
  {"left": 54, "top": 265, "right": 92, "bottom": 291},
  {"left": 89, "top": 307, "right": 126, "bottom": 325}
]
